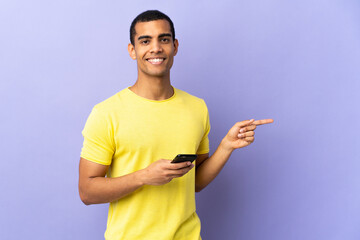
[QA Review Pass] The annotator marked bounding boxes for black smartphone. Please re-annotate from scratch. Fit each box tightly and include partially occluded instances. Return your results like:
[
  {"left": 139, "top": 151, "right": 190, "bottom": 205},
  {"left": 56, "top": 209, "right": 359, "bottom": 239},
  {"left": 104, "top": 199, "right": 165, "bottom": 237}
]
[{"left": 171, "top": 154, "right": 197, "bottom": 164}]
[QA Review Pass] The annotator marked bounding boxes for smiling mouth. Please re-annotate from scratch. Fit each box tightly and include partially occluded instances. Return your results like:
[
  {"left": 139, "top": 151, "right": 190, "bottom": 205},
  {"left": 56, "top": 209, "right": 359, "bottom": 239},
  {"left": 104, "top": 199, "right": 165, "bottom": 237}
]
[{"left": 146, "top": 58, "right": 165, "bottom": 64}]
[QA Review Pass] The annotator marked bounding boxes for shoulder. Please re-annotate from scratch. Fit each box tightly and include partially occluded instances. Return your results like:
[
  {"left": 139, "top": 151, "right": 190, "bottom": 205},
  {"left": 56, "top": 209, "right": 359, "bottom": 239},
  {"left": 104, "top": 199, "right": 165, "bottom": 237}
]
[
  {"left": 175, "top": 88, "right": 207, "bottom": 108},
  {"left": 91, "top": 88, "right": 128, "bottom": 114},
  {"left": 175, "top": 88, "right": 210, "bottom": 128}
]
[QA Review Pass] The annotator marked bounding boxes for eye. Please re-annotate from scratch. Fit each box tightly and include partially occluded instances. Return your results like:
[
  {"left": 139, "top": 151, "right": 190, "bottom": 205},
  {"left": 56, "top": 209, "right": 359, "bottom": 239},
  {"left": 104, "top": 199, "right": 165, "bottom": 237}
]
[
  {"left": 141, "top": 40, "right": 149, "bottom": 45},
  {"left": 161, "top": 38, "right": 170, "bottom": 43}
]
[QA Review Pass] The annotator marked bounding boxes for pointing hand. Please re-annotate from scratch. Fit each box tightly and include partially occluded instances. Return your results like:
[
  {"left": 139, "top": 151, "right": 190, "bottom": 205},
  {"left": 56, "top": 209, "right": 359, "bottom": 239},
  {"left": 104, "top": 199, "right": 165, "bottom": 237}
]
[{"left": 223, "top": 118, "right": 274, "bottom": 150}]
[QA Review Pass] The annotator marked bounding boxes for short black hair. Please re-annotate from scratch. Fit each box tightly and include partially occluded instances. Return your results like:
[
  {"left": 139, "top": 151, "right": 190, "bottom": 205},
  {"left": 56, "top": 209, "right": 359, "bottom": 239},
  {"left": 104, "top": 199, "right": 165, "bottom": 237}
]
[{"left": 130, "top": 10, "right": 175, "bottom": 45}]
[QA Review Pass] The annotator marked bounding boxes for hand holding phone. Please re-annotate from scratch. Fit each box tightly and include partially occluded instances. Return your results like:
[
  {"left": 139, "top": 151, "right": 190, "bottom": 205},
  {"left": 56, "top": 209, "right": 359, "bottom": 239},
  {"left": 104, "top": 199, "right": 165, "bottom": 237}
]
[{"left": 142, "top": 158, "right": 194, "bottom": 186}]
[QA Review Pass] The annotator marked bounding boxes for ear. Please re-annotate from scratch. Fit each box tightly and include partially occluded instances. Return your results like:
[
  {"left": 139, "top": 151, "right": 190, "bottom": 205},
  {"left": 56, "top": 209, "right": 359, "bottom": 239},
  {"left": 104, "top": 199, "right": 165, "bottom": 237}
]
[
  {"left": 173, "top": 39, "right": 179, "bottom": 56},
  {"left": 128, "top": 43, "right": 136, "bottom": 60}
]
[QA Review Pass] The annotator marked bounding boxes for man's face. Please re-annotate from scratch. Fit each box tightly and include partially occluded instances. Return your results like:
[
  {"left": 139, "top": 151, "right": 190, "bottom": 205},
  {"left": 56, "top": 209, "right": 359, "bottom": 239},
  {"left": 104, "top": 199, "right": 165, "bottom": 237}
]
[{"left": 128, "top": 20, "right": 178, "bottom": 78}]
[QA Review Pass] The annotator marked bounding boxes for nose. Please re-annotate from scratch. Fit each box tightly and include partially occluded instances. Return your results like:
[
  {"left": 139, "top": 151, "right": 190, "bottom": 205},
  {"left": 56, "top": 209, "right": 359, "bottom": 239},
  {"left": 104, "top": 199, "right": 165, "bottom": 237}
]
[{"left": 150, "top": 40, "right": 163, "bottom": 53}]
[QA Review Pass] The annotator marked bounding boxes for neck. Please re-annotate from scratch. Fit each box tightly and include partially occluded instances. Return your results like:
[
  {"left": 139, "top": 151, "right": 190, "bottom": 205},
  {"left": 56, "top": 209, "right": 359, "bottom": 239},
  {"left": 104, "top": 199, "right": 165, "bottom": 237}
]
[{"left": 129, "top": 75, "right": 174, "bottom": 101}]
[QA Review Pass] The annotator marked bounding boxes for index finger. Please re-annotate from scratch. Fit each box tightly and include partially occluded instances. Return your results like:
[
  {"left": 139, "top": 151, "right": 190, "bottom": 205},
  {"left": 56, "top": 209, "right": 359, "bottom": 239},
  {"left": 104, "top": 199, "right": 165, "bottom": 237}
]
[
  {"left": 253, "top": 119, "right": 274, "bottom": 126},
  {"left": 168, "top": 161, "right": 193, "bottom": 170}
]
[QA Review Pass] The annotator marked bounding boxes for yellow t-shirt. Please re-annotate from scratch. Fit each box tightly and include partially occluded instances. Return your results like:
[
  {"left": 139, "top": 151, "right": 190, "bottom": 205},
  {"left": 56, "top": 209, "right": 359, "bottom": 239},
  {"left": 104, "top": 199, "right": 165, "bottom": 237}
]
[{"left": 81, "top": 87, "right": 210, "bottom": 240}]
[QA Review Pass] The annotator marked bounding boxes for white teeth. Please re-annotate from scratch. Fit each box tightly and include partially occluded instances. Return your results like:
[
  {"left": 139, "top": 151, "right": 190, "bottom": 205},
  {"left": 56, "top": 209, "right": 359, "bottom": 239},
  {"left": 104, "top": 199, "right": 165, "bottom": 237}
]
[{"left": 148, "top": 58, "right": 164, "bottom": 63}]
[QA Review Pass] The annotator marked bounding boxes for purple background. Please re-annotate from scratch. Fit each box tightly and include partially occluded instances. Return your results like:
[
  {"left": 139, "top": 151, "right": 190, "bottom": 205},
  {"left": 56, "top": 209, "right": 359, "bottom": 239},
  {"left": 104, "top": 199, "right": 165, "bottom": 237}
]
[{"left": 1, "top": 0, "right": 359, "bottom": 239}]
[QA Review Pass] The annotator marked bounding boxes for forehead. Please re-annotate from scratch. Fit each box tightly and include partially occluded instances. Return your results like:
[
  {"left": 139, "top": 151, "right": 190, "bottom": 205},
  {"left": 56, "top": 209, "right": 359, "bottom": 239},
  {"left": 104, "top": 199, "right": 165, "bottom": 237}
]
[{"left": 134, "top": 20, "right": 172, "bottom": 38}]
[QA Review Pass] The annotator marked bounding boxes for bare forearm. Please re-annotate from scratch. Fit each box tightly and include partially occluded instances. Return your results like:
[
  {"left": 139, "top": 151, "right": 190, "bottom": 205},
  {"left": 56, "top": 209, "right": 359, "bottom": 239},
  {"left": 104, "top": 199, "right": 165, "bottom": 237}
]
[
  {"left": 79, "top": 159, "right": 194, "bottom": 205},
  {"left": 80, "top": 170, "right": 145, "bottom": 205},
  {"left": 195, "top": 138, "right": 234, "bottom": 192}
]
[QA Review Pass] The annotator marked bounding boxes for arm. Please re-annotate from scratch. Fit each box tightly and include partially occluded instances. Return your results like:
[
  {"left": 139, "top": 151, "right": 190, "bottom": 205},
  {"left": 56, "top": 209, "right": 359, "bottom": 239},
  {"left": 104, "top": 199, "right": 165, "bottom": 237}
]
[
  {"left": 195, "top": 142, "right": 232, "bottom": 192},
  {"left": 195, "top": 118, "right": 274, "bottom": 192},
  {"left": 78, "top": 157, "right": 194, "bottom": 205}
]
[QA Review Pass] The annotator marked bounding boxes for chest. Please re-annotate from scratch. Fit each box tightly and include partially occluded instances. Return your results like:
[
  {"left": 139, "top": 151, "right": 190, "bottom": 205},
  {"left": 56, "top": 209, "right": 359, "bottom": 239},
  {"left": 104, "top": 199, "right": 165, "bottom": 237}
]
[{"left": 112, "top": 103, "right": 205, "bottom": 159}]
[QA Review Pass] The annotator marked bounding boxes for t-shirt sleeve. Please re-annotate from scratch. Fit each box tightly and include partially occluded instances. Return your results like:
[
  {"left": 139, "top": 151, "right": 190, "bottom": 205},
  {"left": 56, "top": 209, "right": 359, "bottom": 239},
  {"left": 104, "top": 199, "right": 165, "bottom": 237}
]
[
  {"left": 196, "top": 100, "right": 210, "bottom": 155},
  {"left": 80, "top": 106, "right": 115, "bottom": 165}
]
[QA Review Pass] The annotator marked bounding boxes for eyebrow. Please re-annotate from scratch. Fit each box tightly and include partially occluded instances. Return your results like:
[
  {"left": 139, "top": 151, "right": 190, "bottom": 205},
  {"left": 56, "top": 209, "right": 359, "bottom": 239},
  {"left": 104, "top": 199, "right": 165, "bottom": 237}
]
[
  {"left": 137, "top": 33, "right": 172, "bottom": 41},
  {"left": 158, "top": 33, "right": 172, "bottom": 38}
]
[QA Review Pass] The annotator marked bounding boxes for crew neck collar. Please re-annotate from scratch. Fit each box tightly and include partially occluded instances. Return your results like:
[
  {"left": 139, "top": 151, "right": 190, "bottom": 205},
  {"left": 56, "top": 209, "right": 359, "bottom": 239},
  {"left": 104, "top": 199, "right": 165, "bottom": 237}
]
[{"left": 126, "top": 86, "right": 177, "bottom": 103}]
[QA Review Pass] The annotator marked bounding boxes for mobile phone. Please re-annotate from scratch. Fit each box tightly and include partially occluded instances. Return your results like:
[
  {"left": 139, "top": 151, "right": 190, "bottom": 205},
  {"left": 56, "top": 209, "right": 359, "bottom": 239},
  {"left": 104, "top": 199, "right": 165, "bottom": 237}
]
[{"left": 171, "top": 154, "right": 197, "bottom": 164}]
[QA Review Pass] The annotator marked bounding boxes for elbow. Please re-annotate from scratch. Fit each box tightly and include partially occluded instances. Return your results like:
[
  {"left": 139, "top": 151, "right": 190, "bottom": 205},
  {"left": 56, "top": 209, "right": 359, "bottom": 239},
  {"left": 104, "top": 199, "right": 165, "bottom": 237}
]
[
  {"left": 195, "top": 178, "right": 206, "bottom": 192},
  {"left": 81, "top": 197, "right": 91, "bottom": 206},
  {"left": 79, "top": 186, "right": 92, "bottom": 205},
  {"left": 195, "top": 185, "right": 204, "bottom": 193},
  {"left": 79, "top": 191, "right": 91, "bottom": 205}
]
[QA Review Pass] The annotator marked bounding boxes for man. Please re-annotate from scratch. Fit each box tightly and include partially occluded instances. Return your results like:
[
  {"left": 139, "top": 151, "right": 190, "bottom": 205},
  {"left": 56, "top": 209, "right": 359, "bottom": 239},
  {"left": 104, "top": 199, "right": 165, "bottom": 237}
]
[{"left": 79, "top": 10, "right": 273, "bottom": 240}]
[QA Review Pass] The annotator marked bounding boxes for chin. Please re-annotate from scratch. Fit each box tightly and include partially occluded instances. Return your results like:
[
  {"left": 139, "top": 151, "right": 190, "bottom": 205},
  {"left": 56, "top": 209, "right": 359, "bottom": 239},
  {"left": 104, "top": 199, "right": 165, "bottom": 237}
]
[{"left": 147, "top": 71, "right": 168, "bottom": 78}]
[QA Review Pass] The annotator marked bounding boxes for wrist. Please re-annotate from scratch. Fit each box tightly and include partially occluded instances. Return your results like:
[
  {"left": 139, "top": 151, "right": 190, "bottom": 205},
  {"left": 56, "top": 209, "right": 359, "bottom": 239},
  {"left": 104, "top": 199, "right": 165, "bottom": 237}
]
[
  {"left": 220, "top": 137, "right": 235, "bottom": 154},
  {"left": 135, "top": 169, "right": 148, "bottom": 187}
]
